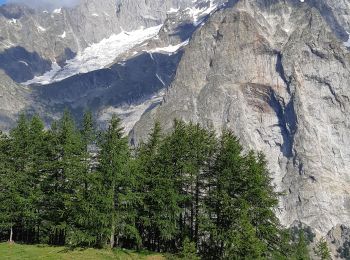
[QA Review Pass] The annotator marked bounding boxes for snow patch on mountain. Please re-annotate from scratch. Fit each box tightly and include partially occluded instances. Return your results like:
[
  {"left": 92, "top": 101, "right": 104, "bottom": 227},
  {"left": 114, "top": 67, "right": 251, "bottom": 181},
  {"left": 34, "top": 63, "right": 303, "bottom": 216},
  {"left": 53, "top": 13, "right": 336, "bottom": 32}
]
[
  {"left": 20, "top": 0, "right": 221, "bottom": 86},
  {"left": 8, "top": 19, "right": 18, "bottom": 25},
  {"left": 148, "top": 39, "right": 189, "bottom": 54},
  {"left": 0, "top": 40, "right": 15, "bottom": 48},
  {"left": 344, "top": 32, "right": 350, "bottom": 47},
  {"left": 186, "top": 0, "right": 219, "bottom": 26},
  {"left": 156, "top": 74, "right": 166, "bottom": 86},
  {"left": 52, "top": 8, "right": 62, "bottom": 14},
  {"left": 37, "top": 26, "right": 47, "bottom": 32},
  {"left": 19, "top": 61, "right": 29, "bottom": 66},
  {"left": 167, "top": 7, "right": 180, "bottom": 14},
  {"left": 59, "top": 31, "right": 67, "bottom": 38},
  {"left": 24, "top": 62, "right": 61, "bottom": 85},
  {"left": 24, "top": 25, "right": 163, "bottom": 85}
]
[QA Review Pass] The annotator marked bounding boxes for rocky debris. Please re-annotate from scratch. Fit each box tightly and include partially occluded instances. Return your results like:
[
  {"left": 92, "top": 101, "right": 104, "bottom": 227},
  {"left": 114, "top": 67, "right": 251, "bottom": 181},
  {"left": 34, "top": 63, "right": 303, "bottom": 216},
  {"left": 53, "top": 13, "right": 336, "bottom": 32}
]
[{"left": 327, "top": 225, "right": 350, "bottom": 259}]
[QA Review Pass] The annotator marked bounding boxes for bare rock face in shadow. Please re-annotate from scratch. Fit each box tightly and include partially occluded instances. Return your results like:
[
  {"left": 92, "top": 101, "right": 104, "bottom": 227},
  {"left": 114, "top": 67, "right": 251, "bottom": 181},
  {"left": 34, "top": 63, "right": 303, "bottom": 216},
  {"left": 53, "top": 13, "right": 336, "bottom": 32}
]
[
  {"left": 29, "top": 51, "right": 183, "bottom": 125},
  {"left": 0, "top": 46, "right": 52, "bottom": 82}
]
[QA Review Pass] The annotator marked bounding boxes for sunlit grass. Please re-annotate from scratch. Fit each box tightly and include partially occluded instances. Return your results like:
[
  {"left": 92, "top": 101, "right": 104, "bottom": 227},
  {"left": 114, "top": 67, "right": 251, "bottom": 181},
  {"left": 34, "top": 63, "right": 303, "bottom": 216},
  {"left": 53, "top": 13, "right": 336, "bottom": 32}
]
[{"left": 0, "top": 242, "right": 165, "bottom": 260}]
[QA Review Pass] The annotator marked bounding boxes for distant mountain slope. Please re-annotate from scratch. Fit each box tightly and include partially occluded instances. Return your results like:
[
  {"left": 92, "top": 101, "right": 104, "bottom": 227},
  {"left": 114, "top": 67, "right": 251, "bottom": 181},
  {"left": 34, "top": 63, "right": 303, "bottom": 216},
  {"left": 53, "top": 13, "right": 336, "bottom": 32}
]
[
  {"left": 0, "top": 0, "right": 224, "bottom": 83},
  {"left": 0, "top": 0, "right": 226, "bottom": 129}
]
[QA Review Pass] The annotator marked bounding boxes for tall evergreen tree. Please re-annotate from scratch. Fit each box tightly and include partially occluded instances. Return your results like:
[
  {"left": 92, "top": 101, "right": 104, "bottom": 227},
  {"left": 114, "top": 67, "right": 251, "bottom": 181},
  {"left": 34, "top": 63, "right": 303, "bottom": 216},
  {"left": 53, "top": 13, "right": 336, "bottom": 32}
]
[
  {"left": 7, "top": 115, "right": 31, "bottom": 243},
  {"left": 0, "top": 130, "right": 18, "bottom": 243},
  {"left": 294, "top": 230, "right": 310, "bottom": 260},
  {"left": 41, "top": 110, "right": 85, "bottom": 245},
  {"left": 204, "top": 130, "right": 282, "bottom": 259},
  {"left": 315, "top": 237, "right": 331, "bottom": 260},
  {"left": 39, "top": 120, "right": 63, "bottom": 244},
  {"left": 66, "top": 111, "right": 103, "bottom": 247},
  {"left": 26, "top": 115, "right": 47, "bottom": 243},
  {"left": 98, "top": 114, "right": 135, "bottom": 248},
  {"left": 135, "top": 122, "right": 163, "bottom": 249},
  {"left": 182, "top": 123, "right": 216, "bottom": 247},
  {"left": 148, "top": 120, "right": 189, "bottom": 251}
]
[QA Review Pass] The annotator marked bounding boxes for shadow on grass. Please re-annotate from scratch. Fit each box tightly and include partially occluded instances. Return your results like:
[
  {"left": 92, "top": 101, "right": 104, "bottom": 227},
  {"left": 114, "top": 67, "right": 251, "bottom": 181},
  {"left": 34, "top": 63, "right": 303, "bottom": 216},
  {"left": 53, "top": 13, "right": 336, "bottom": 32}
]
[{"left": 57, "top": 246, "right": 91, "bottom": 253}]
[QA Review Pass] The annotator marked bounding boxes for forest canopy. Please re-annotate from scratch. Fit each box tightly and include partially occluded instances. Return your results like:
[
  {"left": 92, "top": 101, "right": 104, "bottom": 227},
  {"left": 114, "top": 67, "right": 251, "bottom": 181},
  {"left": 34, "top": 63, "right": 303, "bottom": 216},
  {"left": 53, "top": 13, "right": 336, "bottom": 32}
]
[{"left": 0, "top": 111, "right": 311, "bottom": 259}]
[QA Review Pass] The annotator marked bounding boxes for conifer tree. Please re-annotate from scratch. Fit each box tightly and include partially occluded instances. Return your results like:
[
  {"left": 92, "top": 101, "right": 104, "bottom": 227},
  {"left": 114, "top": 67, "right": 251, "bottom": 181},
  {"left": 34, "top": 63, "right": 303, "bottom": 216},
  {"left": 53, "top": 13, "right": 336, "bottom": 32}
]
[
  {"left": 26, "top": 115, "right": 47, "bottom": 243},
  {"left": 39, "top": 120, "right": 63, "bottom": 244},
  {"left": 0, "top": 130, "right": 18, "bottom": 243},
  {"left": 41, "top": 110, "right": 85, "bottom": 245},
  {"left": 203, "top": 130, "right": 244, "bottom": 258},
  {"left": 66, "top": 111, "right": 102, "bottom": 246},
  {"left": 294, "top": 229, "right": 310, "bottom": 260},
  {"left": 7, "top": 115, "right": 31, "bottom": 242},
  {"left": 183, "top": 123, "right": 216, "bottom": 247},
  {"left": 180, "top": 237, "right": 200, "bottom": 260},
  {"left": 98, "top": 114, "right": 134, "bottom": 248},
  {"left": 315, "top": 237, "right": 331, "bottom": 260},
  {"left": 242, "top": 151, "right": 282, "bottom": 253},
  {"left": 204, "top": 130, "right": 282, "bottom": 259},
  {"left": 135, "top": 122, "right": 163, "bottom": 249},
  {"left": 150, "top": 120, "right": 188, "bottom": 250}
]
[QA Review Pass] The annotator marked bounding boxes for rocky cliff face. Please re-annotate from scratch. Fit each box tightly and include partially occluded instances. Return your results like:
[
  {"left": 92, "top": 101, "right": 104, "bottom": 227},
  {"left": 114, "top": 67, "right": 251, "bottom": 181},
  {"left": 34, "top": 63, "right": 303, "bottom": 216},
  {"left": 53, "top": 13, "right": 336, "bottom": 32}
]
[
  {"left": 0, "top": 70, "right": 30, "bottom": 131},
  {"left": 133, "top": 0, "right": 350, "bottom": 235}
]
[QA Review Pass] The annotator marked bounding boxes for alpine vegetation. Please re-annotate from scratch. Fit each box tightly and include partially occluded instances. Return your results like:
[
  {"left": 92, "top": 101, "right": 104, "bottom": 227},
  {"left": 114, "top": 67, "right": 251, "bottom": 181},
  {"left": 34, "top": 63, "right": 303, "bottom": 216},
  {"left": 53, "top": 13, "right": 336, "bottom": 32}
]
[{"left": 0, "top": 112, "right": 312, "bottom": 259}]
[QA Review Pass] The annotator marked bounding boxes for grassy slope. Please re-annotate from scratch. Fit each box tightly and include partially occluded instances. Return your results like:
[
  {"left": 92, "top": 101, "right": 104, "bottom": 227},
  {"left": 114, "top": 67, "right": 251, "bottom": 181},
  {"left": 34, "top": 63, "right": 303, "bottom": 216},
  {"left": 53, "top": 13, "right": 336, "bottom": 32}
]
[{"left": 0, "top": 243, "right": 165, "bottom": 260}]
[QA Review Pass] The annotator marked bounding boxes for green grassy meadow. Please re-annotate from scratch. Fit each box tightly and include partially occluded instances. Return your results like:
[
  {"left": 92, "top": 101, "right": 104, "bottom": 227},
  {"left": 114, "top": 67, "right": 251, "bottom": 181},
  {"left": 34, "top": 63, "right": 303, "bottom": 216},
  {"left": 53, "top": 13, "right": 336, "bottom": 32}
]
[{"left": 0, "top": 243, "right": 165, "bottom": 260}]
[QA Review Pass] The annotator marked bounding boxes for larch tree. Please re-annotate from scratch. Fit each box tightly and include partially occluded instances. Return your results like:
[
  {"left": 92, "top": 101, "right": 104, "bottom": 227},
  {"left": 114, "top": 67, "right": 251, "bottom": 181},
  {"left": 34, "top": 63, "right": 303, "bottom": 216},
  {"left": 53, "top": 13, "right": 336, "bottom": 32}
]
[
  {"left": 0, "top": 130, "right": 18, "bottom": 243},
  {"left": 97, "top": 114, "right": 132, "bottom": 248},
  {"left": 204, "top": 130, "right": 283, "bottom": 259}
]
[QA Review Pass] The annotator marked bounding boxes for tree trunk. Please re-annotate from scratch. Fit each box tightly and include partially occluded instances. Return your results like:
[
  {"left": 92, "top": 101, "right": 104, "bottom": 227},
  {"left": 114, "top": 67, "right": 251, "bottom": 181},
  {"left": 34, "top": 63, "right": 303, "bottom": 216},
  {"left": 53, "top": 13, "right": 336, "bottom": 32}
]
[
  {"left": 110, "top": 222, "right": 115, "bottom": 249},
  {"left": 195, "top": 174, "right": 200, "bottom": 248},
  {"left": 116, "top": 232, "right": 120, "bottom": 248},
  {"left": 9, "top": 225, "right": 14, "bottom": 243},
  {"left": 110, "top": 183, "right": 116, "bottom": 249},
  {"left": 36, "top": 223, "right": 40, "bottom": 244}
]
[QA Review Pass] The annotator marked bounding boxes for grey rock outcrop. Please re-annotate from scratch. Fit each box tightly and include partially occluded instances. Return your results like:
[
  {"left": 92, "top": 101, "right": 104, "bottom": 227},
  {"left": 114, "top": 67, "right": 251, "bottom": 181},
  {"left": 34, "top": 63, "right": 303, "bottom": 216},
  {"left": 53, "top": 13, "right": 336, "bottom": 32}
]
[
  {"left": 327, "top": 225, "right": 350, "bottom": 259},
  {"left": 0, "top": 70, "right": 31, "bottom": 131},
  {"left": 133, "top": 0, "right": 350, "bottom": 235}
]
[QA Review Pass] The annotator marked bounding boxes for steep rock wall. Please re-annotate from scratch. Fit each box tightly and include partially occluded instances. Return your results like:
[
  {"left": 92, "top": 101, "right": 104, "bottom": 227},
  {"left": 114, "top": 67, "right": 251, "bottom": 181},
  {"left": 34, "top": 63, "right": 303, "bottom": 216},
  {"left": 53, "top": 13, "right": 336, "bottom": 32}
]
[{"left": 133, "top": 0, "right": 350, "bottom": 234}]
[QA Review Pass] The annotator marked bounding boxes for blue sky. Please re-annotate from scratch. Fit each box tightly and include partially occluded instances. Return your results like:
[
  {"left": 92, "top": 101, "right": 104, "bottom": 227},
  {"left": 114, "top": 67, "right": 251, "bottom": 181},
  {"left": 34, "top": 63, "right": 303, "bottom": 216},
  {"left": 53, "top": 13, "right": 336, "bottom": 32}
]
[{"left": 0, "top": 0, "right": 5, "bottom": 5}]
